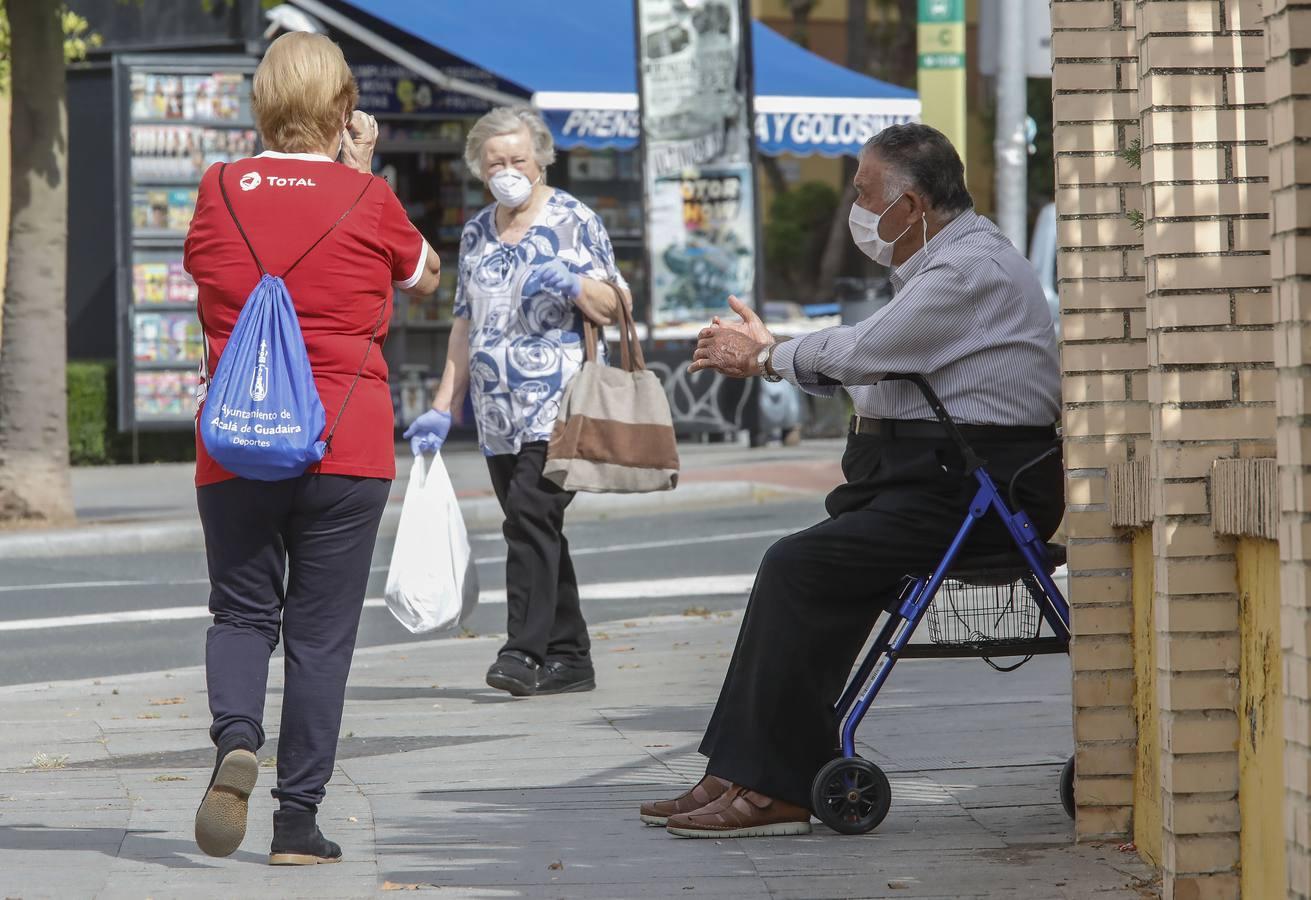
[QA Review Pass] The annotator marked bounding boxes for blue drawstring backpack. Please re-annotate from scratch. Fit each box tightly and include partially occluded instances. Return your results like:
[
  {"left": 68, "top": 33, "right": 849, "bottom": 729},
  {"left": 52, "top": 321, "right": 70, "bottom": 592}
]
[{"left": 199, "top": 164, "right": 383, "bottom": 481}]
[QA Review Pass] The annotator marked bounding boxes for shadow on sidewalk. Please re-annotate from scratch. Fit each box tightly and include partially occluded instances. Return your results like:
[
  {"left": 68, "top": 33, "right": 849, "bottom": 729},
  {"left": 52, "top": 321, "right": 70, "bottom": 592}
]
[
  {"left": 62, "top": 733, "right": 519, "bottom": 771},
  {"left": 343, "top": 685, "right": 517, "bottom": 705},
  {"left": 0, "top": 825, "right": 265, "bottom": 869}
]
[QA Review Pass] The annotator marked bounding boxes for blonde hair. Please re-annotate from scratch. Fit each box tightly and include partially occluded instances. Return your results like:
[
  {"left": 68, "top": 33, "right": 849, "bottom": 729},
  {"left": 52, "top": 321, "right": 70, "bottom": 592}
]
[
  {"left": 252, "top": 32, "right": 358, "bottom": 154},
  {"left": 464, "top": 107, "right": 556, "bottom": 181}
]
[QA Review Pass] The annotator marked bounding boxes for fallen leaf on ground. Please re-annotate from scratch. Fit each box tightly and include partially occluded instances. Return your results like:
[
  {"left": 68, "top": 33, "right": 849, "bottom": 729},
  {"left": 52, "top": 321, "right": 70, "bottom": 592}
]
[
  {"left": 645, "top": 744, "right": 671, "bottom": 748},
  {"left": 618, "top": 664, "right": 641, "bottom": 670},
  {"left": 683, "top": 607, "right": 711, "bottom": 618},
  {"left": 547, "top": 860, "right": 564, "bottom": 870},
  {"left": 153, "top": 775, "right": 187, "bottom": 782},
  {"left": 623, "top": 622, "right": 637, "bottom": 628},
  {"left": 137, "top": 713, "right": 161, "bottom": 720},
  {"left": 148, "top": 697, "right": 185, "bottom": 706},
  {"left": 260, "top": 756, "right": 277, "bottom": 768},
  {"left": 381, "top": 881, "right": 435, "bottom": 891},
  {"left": 1118, "top": 841, "right": 1137, "bottom": 853},
  {"left": 31, "top": 753, "right": 68, "bottom": 770},
  {"left": 111, "top": 689, "right": 120, "bottom": 695},
  {"left": 610, "top": 646, "right": 636, "bottom": 653},
  {"left": 594, "top": 632, "right": 611, "bottom": 640}
]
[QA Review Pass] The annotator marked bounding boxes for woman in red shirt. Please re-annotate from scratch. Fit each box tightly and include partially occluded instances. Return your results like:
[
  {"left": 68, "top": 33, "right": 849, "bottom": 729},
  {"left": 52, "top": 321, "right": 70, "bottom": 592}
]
[{"left": 183, "top": 33, "right": 439, "bottom": 866}]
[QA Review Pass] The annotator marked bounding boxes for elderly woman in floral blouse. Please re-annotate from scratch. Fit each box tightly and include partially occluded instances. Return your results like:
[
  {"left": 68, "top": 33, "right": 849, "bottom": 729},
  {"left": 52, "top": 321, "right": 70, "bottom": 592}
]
[{"left": 404, "top": 107, "right": 626, "bottom": 697}]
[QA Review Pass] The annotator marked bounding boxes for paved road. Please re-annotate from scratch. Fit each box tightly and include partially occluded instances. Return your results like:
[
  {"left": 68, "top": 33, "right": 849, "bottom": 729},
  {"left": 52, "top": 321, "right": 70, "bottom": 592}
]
[{"left": 0, "top": 499, "right": 829, "bottom": 686}]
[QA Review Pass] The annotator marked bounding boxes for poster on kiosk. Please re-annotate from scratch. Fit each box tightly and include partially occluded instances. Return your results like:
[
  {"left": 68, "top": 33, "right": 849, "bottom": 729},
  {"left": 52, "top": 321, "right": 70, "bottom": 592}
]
[{"left": 634, "top": 0, "right": 758, "bottom": 329}]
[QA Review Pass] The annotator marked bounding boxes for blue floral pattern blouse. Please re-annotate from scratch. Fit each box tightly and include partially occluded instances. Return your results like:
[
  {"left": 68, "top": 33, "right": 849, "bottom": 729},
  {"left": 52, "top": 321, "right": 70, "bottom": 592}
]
[{"left": 454, "top": 189, "right": 627, "bottom": 457}]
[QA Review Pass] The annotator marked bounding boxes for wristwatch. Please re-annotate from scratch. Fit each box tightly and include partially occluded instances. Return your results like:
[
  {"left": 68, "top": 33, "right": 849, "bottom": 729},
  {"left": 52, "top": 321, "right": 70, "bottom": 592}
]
[{"left": 757, "top": 343, "right": 782, "bottom": 382}]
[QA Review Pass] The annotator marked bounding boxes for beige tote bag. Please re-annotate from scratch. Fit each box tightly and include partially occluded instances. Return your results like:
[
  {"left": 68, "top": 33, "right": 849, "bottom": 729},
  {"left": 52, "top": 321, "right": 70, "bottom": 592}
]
[{"left": 544, "top": 289, "right": 679, "bottom": 493}]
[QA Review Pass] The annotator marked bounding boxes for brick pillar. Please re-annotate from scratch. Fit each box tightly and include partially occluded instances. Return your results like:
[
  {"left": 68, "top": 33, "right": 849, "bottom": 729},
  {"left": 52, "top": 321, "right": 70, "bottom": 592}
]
[
  {"left": 1138, "top": 0, "right": 1274, "bottom": 896},
  {"left": 1052, "top": 0, "right": 1146, "bottom": 841},
  {"left": 1267, "top": 0, "right": 1311, "bottom": 895}
]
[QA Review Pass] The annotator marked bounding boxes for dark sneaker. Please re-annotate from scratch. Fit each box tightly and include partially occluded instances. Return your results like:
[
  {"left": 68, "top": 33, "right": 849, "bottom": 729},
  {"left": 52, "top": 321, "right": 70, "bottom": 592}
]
[
  {"left": 194, "top": 740, "right": 258, "bottom": 857},
  {"left": 536, "top": 659, "right": 596, "bottom": 695},
  {"left": 269, "top": 809, "right": 342, "bottom": 866},
  {"left": 486, "top": 651, "right": 539, "bottom": 697}
]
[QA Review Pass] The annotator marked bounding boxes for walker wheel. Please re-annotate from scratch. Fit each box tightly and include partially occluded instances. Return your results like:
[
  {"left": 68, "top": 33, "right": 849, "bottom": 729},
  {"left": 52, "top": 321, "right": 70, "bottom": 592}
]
[
  {"left": 1060, "top": 754, "right": 1075, "bottom": 820},
  {"left": 811, "top": 756, "right": 892, "bottom": 835}
]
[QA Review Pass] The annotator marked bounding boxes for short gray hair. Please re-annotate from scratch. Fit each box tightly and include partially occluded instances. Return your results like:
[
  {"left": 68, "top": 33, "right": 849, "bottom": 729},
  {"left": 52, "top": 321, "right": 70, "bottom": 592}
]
[
  {"left": 464, "top": 107, "right": 557, "bottom": 182},
  {"left": 860, "top": 123, "right": 973, "bottom": 213}
]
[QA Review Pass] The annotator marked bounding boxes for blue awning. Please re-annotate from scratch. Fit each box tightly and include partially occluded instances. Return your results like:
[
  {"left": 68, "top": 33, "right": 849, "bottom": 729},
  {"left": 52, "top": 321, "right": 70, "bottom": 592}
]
[{"left": 297, "top": 0, "right": 918, "bottom": 158}]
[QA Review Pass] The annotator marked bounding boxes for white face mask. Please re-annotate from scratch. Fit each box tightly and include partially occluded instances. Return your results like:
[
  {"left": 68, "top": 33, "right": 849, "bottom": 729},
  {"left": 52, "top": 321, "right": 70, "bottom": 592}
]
[
  {"left": 849, "top": 196, "right": 924, "bottom": 267},
  {"left": 488, "top": 168, "right": 539, "bottom": 208}
]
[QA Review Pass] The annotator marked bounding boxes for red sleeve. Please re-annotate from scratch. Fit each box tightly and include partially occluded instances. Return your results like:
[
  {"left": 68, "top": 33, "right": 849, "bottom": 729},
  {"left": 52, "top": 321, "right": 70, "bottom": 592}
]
[
  {"left": 375, "top": 182, "right": 427, "bottom": 288},
  {"left": 184, "top": 163, "right": 224, "bottom": 276}
]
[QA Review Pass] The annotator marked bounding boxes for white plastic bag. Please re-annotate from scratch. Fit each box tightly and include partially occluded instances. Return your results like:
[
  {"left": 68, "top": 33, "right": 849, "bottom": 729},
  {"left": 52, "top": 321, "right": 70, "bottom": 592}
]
[{"left": 384, "top": 453, "right": 479, "bottom": 634}]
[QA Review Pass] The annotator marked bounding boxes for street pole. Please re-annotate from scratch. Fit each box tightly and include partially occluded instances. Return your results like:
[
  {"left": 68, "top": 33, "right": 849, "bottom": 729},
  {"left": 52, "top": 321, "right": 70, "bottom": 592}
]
[
  {"left": 917, "top": 0, "right": 967, "bottom": 160},
  {"left": 994, "top": 0, "right": 1028, "bottom": 251}
]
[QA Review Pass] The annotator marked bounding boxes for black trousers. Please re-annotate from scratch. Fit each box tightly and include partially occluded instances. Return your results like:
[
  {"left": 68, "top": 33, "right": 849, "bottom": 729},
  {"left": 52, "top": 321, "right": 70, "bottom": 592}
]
[
  {"left": 486, "top": 442, "right": 590, "bottom": 667},
  {"left": 700, "top": 430, "right": 1066, "bottom": 809},
  {"left": 197, "top": 473, "right": 390, "bottom": 812}
]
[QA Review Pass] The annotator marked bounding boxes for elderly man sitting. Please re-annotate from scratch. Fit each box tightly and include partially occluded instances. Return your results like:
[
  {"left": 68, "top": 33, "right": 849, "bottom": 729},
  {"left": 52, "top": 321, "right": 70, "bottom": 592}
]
[{"left": 639, "top": 123, "right": 1065, "bottom": 838}]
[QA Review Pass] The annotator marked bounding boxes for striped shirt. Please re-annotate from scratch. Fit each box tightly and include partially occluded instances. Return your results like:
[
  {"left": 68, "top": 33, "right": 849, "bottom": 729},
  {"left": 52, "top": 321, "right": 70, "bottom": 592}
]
[{"left": 770, "top": 210, "right": 1061, "bottom": 427}]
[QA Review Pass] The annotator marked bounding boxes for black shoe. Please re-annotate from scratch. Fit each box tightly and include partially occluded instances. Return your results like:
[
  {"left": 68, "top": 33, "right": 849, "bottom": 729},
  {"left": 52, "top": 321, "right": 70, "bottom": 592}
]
[
  {"left": 269, "top": 809, "right": 342, "bottom": 866},
  {"left": 194, "top": 737, "right": 258, "bottom": 858},
  {"left": 536, "top": 659, "right": 596, "bottom": 695},
  {"left": 486, "top": 651, "right": 539, "bottom": 697}
]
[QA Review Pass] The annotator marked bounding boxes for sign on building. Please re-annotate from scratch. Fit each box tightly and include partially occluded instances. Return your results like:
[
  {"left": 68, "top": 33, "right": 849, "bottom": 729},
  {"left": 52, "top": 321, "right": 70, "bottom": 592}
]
[{"left": 634, "top": 0, "right": 758, "bottom": 327}]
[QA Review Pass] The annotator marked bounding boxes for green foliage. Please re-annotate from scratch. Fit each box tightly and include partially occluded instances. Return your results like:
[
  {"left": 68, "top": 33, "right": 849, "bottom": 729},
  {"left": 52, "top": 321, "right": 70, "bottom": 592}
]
[
  {"left": 67, "top": 361, "right": 110, "bottom": 465},
  {"left": 764, "top": 181, "right": 839, "bottom": 296},
  {"left": 1120, "top": 138, "right": 1142, "bottom": 170},
  {"left": 1120, "top": 141, "right": 1144, "bottom": 231},
  {"left": 66, "top": 361, "right": 196, "bottom": 465},
  {"left": 0, "top": 3, "right": 103, "bottom": 92}
]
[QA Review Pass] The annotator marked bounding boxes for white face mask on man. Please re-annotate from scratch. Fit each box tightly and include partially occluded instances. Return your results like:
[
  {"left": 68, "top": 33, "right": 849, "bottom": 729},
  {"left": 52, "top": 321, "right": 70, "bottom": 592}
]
[
  {"left": 848, "top": 196, "right": 926, "bottom": 267},
  {"left": 488, "top": 168, "right": 540, "bottom": 208}
]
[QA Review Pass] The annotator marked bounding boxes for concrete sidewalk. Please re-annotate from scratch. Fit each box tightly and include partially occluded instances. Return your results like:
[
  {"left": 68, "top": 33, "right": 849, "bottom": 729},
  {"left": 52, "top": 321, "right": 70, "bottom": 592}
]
[
  {"left": 0, "top": 611, "right": 1154, "bottom": 899},
  {"left": 0, "top": 440, "right": 846, "bottom": 560}
]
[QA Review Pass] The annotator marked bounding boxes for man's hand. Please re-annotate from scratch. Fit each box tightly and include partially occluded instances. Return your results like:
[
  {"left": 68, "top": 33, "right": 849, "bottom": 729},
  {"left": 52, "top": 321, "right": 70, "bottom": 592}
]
[
  {"left": 340, "top": 110, "right": 378, "bottom": 175},
  {"left": 711, "top": 295, "right": 773, "bottom": 345},
  {"left": 689, "top": 296, "right": 776, "bottom": 379}
]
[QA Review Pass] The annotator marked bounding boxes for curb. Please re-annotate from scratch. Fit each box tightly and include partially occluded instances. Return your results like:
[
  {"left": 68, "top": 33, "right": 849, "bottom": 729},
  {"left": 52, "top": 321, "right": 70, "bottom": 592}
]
[{"left": 0, "top": 480, "right": 800, "bottom": 561}]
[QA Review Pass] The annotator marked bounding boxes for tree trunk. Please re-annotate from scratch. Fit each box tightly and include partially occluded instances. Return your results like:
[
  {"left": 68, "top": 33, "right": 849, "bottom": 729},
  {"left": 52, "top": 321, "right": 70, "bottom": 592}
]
[
  {"left": 759, "top": 154, "right": 788, "bottom": 197},
  {"left": 0, "top": 0, "right": 74, "bottom": 525},
  {"left": 816, "top": 0, "right": 869, "bottom": 293},
  {"left": 817, "top": 181, "right": 856, "bottom": 292}
]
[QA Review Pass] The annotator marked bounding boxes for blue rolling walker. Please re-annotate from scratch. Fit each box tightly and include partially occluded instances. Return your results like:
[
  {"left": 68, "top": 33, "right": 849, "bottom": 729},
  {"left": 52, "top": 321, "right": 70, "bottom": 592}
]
[{"left": 810, "top": 375, "right": 1075, "bottom": 835}]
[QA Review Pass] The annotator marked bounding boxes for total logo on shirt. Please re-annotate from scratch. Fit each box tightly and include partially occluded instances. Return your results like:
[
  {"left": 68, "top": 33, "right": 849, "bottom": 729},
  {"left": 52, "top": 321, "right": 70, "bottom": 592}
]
[{"left": 239, "top": 171, "right": 317, "bottom": 191}]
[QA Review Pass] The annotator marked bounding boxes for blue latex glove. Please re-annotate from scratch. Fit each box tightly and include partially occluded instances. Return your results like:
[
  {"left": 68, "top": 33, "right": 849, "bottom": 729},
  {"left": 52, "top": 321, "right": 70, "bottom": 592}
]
[
  {"left": 403, "top": 409, "right": 452, "bottom": 456},
  {"left": 523, "top": 259, "right": 582, "bottom": 300}
]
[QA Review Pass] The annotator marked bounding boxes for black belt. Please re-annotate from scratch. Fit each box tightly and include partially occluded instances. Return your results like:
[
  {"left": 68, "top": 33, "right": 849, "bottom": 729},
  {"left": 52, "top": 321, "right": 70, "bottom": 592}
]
[{"left": 850, "top": 416, "right": 1057, "bottom": 442}]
